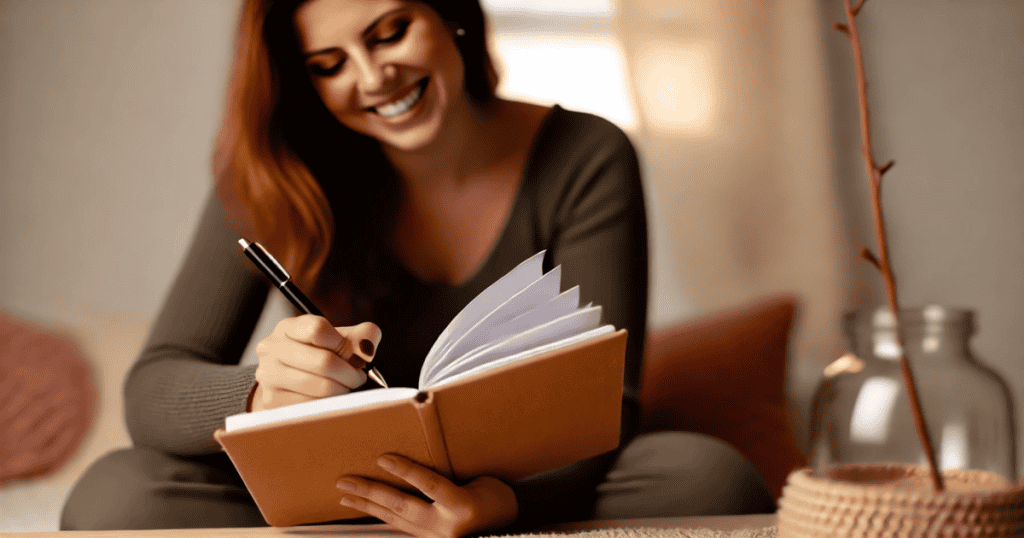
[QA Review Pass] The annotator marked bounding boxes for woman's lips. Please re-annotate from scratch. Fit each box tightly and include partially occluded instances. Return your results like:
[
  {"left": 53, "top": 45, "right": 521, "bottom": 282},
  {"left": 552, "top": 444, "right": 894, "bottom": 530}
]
[{"left": 368, "top": 78, "right": 429, "bottom": 118}]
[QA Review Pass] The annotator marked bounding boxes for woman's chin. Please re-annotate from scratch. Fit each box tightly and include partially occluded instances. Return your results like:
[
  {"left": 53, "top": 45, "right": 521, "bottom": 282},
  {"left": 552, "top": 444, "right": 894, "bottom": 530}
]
[{"left": 375, "top": 120, "right": 444, "bottom": 153}]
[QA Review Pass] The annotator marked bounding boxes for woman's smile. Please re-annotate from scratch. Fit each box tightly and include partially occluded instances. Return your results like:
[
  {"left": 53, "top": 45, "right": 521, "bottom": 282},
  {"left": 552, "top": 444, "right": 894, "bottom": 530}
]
[
  {"left": 295, "top": 0, "right": 467, "bottom": 152},
  {"left": 368, "top": 77, "right": 429, "bottom": 119}
]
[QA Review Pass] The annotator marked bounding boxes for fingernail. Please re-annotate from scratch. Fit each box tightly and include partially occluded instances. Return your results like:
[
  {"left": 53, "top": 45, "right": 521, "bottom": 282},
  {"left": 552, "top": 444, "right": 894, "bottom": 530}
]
[
  {"left": 378, "top": 455, "right": 396, "bottom": 471},
  {"left": 360, "top": 339, "right": 375, "bottom": 356},
  {"left": 339, "top": 495, "right": 356, "bottom": 506},
  {"left": 336, "top": 480, "right": 355, "bottom": 491}
]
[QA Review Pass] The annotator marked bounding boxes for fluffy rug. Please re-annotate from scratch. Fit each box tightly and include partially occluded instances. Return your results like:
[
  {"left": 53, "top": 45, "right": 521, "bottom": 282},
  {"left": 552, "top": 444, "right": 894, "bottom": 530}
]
[{"left": 489, "top": 527, "right": 777, "bottom": 538}]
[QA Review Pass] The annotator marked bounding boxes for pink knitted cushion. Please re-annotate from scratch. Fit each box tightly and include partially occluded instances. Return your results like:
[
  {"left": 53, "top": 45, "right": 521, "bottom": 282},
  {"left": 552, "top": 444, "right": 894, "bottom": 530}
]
[{"left": 0, "top": 313, "right": 96, "bottom": 485}]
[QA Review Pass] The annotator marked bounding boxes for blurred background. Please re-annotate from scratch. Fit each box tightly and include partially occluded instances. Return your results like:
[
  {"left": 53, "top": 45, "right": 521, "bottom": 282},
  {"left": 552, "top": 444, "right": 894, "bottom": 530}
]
[{"left": 1, "top": 0, "right": 1022, "bottom": 531}]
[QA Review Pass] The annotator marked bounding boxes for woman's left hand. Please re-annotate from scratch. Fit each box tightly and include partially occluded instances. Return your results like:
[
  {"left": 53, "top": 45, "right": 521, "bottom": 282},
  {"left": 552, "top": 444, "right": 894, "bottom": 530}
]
[{"left": 336, "top": 455, "right": 518, "bottom": 538}]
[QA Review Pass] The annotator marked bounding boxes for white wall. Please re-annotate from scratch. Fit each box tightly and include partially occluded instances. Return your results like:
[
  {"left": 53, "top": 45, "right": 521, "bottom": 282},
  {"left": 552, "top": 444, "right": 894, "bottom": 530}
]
[
  {"left": 0, "top": 0, "right": 238, "bottom": 321},
  {"left": 819, "top": 0, "right": 1024, "bottom": 469}
]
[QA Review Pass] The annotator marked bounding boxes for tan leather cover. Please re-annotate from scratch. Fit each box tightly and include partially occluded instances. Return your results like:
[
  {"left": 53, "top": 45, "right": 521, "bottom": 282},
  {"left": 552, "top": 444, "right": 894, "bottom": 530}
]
[
  {"left": 214, "top": 329, "right": 626, "bottom": 527},
  {"left": 433, "top": 329, "right": 626, "bottom": 481}
]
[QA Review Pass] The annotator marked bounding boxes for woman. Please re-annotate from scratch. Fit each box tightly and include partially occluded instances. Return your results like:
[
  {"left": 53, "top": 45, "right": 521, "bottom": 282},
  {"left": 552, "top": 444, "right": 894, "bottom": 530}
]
[{"left": 61, "top": 0, "right": 774, "bottom": 534}]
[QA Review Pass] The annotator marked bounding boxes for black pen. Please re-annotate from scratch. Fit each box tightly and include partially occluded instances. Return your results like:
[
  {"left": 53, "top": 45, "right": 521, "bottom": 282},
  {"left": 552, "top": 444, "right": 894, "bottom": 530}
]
[{"left": 238, "top": 238, "right": 388, "bottom": 388}]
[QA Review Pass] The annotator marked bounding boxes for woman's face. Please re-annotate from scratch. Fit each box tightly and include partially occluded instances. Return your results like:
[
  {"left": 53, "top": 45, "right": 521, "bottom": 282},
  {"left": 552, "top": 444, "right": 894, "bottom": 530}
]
[{"left": 294, "top": 0, "right": 466, "bottom": 152}]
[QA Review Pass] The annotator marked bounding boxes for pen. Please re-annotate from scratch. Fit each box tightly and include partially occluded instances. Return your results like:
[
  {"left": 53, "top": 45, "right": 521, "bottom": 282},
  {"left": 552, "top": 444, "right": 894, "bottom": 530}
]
[{"left": 238, "top": 238, "right": 388, "bottom": 389}]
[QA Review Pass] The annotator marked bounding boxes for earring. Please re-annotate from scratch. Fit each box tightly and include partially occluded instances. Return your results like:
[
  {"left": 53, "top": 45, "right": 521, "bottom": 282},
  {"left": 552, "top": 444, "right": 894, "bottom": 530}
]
[{"left": 455, "top": 27, "right": 466, "bottom": 37}]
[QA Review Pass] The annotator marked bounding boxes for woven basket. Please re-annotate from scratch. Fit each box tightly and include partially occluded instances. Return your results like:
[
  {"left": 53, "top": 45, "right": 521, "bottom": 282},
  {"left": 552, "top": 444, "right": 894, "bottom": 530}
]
[{"left": 777, "top": 464, "right": 1024, "bottom": 537}]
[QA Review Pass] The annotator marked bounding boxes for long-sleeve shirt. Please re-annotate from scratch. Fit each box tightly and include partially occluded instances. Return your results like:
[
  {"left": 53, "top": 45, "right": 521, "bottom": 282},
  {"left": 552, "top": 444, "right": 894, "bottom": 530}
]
[{"left": 123, "top": 104, "right": 649, "bottom": 529}]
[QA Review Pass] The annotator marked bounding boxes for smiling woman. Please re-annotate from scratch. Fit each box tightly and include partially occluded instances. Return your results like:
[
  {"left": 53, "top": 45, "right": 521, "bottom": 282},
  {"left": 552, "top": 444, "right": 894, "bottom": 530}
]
[
  {"left": 295, "top": 0, "right": 466, "bottom": 152},
  {"left": 58, "top": 0, "right": 774, "bottom": 534}
]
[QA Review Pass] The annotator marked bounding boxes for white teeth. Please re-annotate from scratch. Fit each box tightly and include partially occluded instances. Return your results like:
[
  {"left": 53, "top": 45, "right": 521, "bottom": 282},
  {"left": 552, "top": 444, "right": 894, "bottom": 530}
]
[{"left": 375, "top": 83, "right": 424, "bottom": 118}]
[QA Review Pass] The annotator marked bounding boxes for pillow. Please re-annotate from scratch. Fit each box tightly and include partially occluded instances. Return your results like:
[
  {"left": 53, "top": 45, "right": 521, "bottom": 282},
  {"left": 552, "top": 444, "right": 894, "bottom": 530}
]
[
  {"left": 0, "top": 313, "right": 96, "bottom": 485},
  {"left": 639, "top": 295, "right": 806, "bottom": 499}
]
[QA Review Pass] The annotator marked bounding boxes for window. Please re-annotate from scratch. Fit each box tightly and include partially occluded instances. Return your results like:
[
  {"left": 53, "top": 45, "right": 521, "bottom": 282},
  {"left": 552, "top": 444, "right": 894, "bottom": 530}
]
[{"left": 482, "top": 0, "right": 639, "bottom": 132}]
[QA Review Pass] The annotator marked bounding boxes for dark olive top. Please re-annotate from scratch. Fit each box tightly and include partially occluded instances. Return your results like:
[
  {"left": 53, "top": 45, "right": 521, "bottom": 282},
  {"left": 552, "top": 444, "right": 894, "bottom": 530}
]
[{"left": 123, "top": 105, "right": 649, "bottom": 528}]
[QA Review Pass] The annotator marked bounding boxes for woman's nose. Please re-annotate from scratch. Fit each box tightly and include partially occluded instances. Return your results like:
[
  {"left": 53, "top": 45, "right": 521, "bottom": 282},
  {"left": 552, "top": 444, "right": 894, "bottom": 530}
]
[{"left": 356, "top": 57, "right": 396, "bottom": 94}]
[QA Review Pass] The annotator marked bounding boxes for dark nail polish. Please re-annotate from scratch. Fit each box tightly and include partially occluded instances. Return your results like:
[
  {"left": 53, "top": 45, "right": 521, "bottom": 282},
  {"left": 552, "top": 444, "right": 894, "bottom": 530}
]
[{"left": 360, "top": 339, "right": 375, "bottom": 356}]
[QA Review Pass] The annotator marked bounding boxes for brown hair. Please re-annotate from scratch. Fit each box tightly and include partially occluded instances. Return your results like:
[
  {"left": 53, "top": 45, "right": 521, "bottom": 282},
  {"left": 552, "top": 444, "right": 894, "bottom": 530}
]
[{"left": 212, "top": 0, "right": 497, "bottom": 300}]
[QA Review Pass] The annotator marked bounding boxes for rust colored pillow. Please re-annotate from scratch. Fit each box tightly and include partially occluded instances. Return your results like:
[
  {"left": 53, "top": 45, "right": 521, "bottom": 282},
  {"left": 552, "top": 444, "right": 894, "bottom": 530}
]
[
  {"left": 639, "top": 295, "right": 807, "bottom": 499},
  {"left": 0, "top": 313, "right": 96, "bottom": 485}
]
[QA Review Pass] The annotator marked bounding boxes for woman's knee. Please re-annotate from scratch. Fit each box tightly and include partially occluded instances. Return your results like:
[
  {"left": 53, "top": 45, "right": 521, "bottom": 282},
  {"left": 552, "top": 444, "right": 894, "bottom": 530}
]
[
  {"left": 594, "top": 431, "right": 776, "bottom": 518},
  {"left": 61, "top": 448, "right": 155, "bottom": 530},
  {"left": 685, "top": 433, "right": 776, "bottom": 515},
  {"left": 60, "top": 447, "right": 265, "bottom": 530}
]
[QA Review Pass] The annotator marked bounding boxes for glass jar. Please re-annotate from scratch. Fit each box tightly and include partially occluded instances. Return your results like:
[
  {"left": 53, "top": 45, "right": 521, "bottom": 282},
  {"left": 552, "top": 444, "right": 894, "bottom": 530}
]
[{"left": 808, "top": 305, "right": 1017, "bottom": 481}]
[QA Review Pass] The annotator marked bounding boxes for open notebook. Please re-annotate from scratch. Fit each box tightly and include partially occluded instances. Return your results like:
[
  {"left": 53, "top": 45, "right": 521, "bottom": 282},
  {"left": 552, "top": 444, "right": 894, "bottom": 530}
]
[
  {"left": 215, "top": 251, "right": 628, "bottom": 526},
  {"left": 225, "top": 251, "right": 614, "bottom": 431}
]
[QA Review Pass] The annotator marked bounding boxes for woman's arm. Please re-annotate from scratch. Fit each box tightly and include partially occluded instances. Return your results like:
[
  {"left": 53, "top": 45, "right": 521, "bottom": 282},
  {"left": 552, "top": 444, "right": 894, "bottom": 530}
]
[{"left": 123, "top": 193, "right": 270, "bottom": 455}]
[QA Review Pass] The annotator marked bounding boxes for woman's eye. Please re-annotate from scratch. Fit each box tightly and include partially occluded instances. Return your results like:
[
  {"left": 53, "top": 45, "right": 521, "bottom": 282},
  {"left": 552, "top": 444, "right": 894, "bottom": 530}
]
[
  {"left": 376, "top": 20, "right": 410, "bottom": 44},
  {"left": 308, "top": 60, "right": 344, "bottom": 78}
]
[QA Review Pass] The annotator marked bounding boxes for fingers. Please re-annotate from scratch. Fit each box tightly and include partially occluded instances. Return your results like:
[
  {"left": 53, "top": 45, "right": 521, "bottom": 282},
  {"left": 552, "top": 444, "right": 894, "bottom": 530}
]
[
  {"left": 375, "top": 455, "right": 462, "bottom": 506},
  {"left": 280, "top": 316, "right": 380, "bottom": 370},
  {"left": 281, "top": 315, "right": 346, "bottom": 355},
  {"left": 253, "top": 316, "right": 383, "bottom": 411},
  {"left": 338, "top": 496, "right": 424, "bottom": 538},
  {"left": 257, "top": 334, "right": 365, "bottom": 388},
  {"left": 336, "top": 321, "right": 383, "bottom": 365},
  {"left": 337, "top": 457, "right": 518, "bottom": 538},
  {"left": 255, "top": 356, "right": 361, "bottom": 399},
  {"left": 337, "top": 474, "right": 436, "bottom": 536},
  {"left": 253, "top": 386, "right": 312, "bottom": 411},
  {"left": 251, "top": 316, "right": 386, "bottom": 411}
]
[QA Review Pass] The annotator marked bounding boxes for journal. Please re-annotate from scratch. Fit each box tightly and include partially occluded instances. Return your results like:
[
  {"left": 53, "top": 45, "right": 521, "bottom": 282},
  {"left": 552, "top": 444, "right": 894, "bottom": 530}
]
[{"left": 214, "top": 251, "right": 628, "bottom": 526}]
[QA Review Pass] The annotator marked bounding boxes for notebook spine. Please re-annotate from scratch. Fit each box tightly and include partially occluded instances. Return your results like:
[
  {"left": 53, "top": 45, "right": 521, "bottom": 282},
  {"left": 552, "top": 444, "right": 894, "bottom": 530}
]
[{"left": 413, "top": 391, "right": 454, "bottom": 478}]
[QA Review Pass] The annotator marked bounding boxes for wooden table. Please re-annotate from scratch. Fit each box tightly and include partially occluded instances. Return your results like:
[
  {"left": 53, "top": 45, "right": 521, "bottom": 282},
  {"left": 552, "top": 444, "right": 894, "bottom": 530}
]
[{"left": 7, "top": 514, "right": 778, "bottom": 537}]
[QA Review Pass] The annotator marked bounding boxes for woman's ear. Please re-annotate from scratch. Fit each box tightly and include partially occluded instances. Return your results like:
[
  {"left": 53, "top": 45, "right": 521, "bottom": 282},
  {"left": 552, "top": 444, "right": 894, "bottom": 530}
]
[{"left": 443, "top": 18, "right": 465, "bottom": 40}]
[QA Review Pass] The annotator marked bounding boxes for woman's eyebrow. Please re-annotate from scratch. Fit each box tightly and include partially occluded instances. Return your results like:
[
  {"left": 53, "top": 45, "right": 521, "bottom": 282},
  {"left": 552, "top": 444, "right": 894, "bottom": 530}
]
[{"left": 302, "top": 7, "right": 406, "bottom": 59}]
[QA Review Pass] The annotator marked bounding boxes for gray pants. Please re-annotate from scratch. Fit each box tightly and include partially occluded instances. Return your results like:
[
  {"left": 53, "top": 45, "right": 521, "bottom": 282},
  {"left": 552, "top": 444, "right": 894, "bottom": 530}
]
[{"left": 61, "top": 431, "right": 775, "bottom": 530}]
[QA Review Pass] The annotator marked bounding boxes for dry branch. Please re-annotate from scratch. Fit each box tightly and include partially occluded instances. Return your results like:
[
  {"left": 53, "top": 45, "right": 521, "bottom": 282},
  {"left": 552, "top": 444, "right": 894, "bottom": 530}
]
[{"left": 837, "top": 0, "right": 945, "bottom": 491}]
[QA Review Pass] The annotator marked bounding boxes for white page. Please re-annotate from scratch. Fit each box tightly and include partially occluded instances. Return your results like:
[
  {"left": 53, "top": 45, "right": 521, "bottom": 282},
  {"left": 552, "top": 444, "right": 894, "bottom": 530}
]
[
  {"left": 421, "top": 251, "right": 546, "bottom": 374},
  {"left": 419, "top": 266, "right": 562, "bottom": 387},
  {"left": 428, "top": 306, "right": 603, "bottom": 383},
  {"left": 224, "top": 387, "right": 419, "bottom": 432},
  {"left": 224, "top": 252, "right": 547, "bottom": 432},
  {"left": 425, "top": 286, "right": 580, "bottom": 386},
  {"left": 425, "top": 325, "right": 616, "bottom": 390}
]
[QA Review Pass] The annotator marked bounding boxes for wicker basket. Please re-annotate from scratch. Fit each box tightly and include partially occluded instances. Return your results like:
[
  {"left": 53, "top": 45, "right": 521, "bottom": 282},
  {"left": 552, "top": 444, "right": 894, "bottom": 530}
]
[{"left": 777, "top": 464, "right": 1024, "bottom": 537}]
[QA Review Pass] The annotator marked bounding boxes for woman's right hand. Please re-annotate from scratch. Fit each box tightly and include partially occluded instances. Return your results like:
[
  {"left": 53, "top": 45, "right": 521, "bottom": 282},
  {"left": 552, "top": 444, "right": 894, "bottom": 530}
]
[{"left": 250, "top": 316, "right": 382, "bottom": 412}]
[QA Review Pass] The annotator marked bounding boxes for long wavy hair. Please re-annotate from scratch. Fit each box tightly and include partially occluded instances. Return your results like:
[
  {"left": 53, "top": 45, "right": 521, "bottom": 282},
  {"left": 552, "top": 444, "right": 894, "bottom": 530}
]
[{"left": 213, "top": 0, "right": 498, "bottom": 317}]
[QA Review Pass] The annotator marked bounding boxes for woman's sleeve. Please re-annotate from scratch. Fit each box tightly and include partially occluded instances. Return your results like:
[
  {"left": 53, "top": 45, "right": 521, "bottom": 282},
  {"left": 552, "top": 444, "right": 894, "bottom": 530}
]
[
  {"left": 508, "top": 119, "right": 649, "bottom": 530},
  {"left": 123, "top": 192, "right": 270, "bottom": 455}
]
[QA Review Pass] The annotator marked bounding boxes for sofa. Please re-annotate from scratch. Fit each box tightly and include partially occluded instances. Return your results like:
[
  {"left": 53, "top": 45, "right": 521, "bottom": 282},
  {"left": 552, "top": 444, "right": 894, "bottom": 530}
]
[{"left": 638, "top": 295, "right": 807, "bottom": 499}]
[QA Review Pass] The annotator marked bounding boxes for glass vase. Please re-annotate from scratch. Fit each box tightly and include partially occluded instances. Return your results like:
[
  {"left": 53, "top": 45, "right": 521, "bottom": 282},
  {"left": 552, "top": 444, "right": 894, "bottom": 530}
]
[{"left": 808, "top": 305, "right": 1017, "bottom": 481}]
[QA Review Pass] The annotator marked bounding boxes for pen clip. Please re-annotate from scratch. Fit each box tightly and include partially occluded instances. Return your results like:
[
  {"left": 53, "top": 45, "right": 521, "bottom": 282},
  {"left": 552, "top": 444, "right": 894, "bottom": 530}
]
[{"left": 253, "top": 241, "right": 291, "bottom": 281}]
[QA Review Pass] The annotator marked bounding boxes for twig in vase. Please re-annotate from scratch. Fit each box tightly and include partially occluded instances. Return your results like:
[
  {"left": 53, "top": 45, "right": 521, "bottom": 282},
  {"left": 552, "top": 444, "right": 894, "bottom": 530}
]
[{"left": 836, "top": 0, "right": 945, "bottom": 491}]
